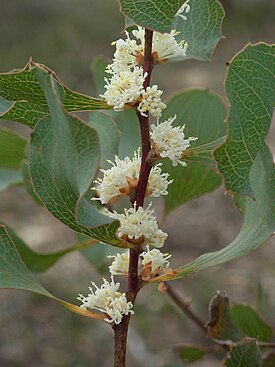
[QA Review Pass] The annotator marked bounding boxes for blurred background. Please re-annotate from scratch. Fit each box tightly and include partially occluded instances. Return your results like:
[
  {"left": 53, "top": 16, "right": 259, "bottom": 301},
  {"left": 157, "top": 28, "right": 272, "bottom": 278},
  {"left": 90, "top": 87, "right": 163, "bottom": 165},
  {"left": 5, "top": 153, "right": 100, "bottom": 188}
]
[{"left": 0, "top": 0, "right": 274, "bottom": 366}]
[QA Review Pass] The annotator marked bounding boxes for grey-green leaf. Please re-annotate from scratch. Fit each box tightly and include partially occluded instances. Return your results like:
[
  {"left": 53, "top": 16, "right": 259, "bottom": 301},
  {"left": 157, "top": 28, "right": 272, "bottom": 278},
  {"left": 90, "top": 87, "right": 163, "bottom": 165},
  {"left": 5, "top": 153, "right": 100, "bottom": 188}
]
[
  {"left": 0, "top": 60, "right": 111, "bottom": 128},
  {"left": 4, "top": 223, "right": 97, "bottom": 273},
  {"left": 91, "top": 57, "right": 109, "bottom": 97},
  {"left": 0, "top": 225, "right": 109, "bottom": 320},
  {"left": 207, "top": 292, "right": 244, "bottom": 342},
  {"left": 178, "top": 345, "right": 206, "bottom": 362},
  {"left": 224, "top": 342, "right": 262, "bottom": 367},
  {"left": 88, "top": 111, "right": 120, "bottom": 168},
  {"left": 172, "top": 0, "right": 224, "bottom": 61},
  {"left": 152, "top": 144, "right": 275, "bottom": 282},
  {"left": 0, "top": 128, "right": 26, "bottom": 191},
  {"left": 0, "top": 225, "right": 50, "bottom": 295},
  {"left": 161, "top": 89, "right": 227, "bottom": 215},
  {"left": 215, "top": 43, "right": 275, "bottom": 195},
  {"left": 231, "top": 305, "right": 272, "bottom": 342},
  {"left": 118, "top": 0, "right": 185, "bottom": 33},
  {"left": 29, "top": 67, "right": 122, "bottom": 247}
]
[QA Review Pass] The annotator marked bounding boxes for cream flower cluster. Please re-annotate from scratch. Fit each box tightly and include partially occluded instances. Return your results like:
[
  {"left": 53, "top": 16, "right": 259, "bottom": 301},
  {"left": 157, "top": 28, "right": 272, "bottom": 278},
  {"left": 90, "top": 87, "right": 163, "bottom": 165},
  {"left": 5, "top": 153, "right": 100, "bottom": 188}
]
[
  {"left": 151, "top": 115, "right": 198, "bottom": 166},
  {"left": 107, "top": 202, "right": 167, "bottom": 248},
  {"left": 108, "top": 246, "right": 172, "bottom": 279},
  {"left": 108, "top": 252, "right": 129, "bottom": 276},
  {"left": 140, "top": 245, "right": 171, "bottom": 274},
  {"left": 132, "top": 27, "right": 188, "bottom": 61},
  {"left": 77, "top": 277, "right": 134, "bottom": 324},
  {"left": 102, "top": 66, "right": 146, "bottom": 110},
  {"left": 138, "top": 86, "right": 166, "bottom": 118},
  {"left": 101, "top": 26, "right": 188, "bottom": 116},
  {"left": 92, "top": 149, "right": 172, "bottom": 204}
]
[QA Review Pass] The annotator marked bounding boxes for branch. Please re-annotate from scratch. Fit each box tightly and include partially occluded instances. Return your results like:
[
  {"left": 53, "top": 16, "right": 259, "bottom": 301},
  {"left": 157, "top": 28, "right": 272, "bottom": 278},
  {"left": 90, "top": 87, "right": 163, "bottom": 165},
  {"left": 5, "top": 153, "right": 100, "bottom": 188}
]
[{"left": 165, "top": 283, "right": 207, "bottom": 334}]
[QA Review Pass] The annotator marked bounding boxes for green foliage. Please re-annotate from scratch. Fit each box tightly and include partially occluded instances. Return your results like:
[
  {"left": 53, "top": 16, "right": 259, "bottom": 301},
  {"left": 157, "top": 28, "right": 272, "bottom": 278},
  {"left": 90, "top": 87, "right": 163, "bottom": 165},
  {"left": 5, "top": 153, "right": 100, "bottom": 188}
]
[
  {"left": 172, "top": 0, "right": 224, "bottom": 61},
  {"left": 4, "top": 224, "right": 97, "bottom": 273},
  {"left": 81, "top": 242, "right": 121, "bottom": 274},
  {"left": 224, "top": 342, "right": 262, "bottom": 367},
  {"left": 116, "top": 109, "right": 140, "bottom": 157},
  {"left": 153, "top": 145, "right": 275, "bottom": 281},
  {"left": 21, "top": 160, "right": 43, "bottom": 205},
  {"left": 0, "top": 128, "right": 26, "bottom": 169},
  {"left": 161, "top": 89, "right": 227, "bottom": 214},
  {"left": 88, "top": 111, "right": 120, "bottom": 168},
  {"left": 207, "top": 293, "right": 273, "bottom": 367},
  {"left": 28, "top": 67, "right": 123, "bottom": 247},
  {"left": 0, "top": 225, "right": 107, "bottom": 320},
  {"left": 0, "top": 60, "right": 110, "bottom": 128},
  {"left": 215, "top": 43, "right": 275, "bottom": 195},
  {"left": 207, "top": 292, "right": 244, "bottom": 342},
  {"left": 0, "top": 225, "right": 51, "bottom": 295},
  {"left": 231, "top": 305, "right": 272, "bottom": 342},
  {"left": 178, "top": 345, "right": 205, "bottom": 362},
  {"left": 0, "top": 128, "right": 26, "bottom": 191},
  {"left": 119, "top": 0, "right": 185, "bottom": 33},
  {"left": 91, "top": 57, "right": 109, "bottom": 97}
]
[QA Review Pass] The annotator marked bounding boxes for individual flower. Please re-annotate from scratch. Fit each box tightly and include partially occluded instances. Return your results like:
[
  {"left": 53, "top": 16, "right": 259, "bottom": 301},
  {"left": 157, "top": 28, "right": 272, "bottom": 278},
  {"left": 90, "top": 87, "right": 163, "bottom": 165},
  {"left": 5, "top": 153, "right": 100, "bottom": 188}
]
[
  {"left": 108, "top": 252, "right": 129, "bottom": 276},
  {"left": 101, "top": 66, "right": 147, "bottom": 110},
  {"left": 151, "top": 115, "right": 198, "bottom": 167},
  {"left": 92, "top": 149, "right": 172, "bottom": 204},
  {"left": 137, "top": 85, "right": 167, "bottom": 118},
  {"left": 175, "top": 0, "right": 191, "bottom": 21},
  {"left": 77, "top": 277, "right": 133, "bottom": 324},
  {"left": 140, "top": 245, "right": 172, "bottom": 279},
  {"left": 106, "top": 202, "right": 168, "bottom": 248}
]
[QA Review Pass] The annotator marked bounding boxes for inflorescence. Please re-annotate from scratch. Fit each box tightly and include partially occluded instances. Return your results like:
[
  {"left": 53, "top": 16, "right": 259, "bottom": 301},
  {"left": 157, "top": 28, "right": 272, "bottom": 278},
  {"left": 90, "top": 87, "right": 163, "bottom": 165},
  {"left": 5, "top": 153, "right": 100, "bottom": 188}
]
[{"left": 78, "top": 3, "right": 194, "bottom": 324}]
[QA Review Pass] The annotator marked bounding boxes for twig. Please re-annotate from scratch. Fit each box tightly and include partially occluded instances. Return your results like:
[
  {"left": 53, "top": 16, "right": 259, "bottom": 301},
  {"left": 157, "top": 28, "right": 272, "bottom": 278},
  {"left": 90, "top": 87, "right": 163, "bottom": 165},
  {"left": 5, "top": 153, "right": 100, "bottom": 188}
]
[{"left": 165, "top": 283, "right": 207, "bottom": 334}]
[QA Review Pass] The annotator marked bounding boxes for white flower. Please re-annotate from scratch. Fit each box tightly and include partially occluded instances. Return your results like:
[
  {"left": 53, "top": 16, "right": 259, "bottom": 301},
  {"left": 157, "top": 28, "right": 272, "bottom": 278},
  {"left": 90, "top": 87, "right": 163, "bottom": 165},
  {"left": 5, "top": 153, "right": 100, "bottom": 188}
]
[
  {"left": 101, "top": 66, "right": 146, "bottom": 110},
  {"left": 151, "top": 115, "right": 198, "bottom": 167},
  {"left": 92, "top": 149, "right": 172, "bottom": 204},
  {"left": 152, "top": 29, "right": 188, "bottom": 60},
  {"left": 108, "top": 252, "right": 129, "bottom": 276},
  {"left": 106, "top": 202, "right": 168, "bottom": 248},
  {"left": 175, "top": 0, "right": 191, "bottom": 21},
  {"left": 140, "top": 245, "right": 172, "bottom": 274},
  {"left": 77, "top": 277, "right": 134, "bottom": 324},
  {"left": 137, "top": 85, "right": 167, "bottom": 118},
  {"left": 132, "top": 27, "right": 188, "bottom": 61}
]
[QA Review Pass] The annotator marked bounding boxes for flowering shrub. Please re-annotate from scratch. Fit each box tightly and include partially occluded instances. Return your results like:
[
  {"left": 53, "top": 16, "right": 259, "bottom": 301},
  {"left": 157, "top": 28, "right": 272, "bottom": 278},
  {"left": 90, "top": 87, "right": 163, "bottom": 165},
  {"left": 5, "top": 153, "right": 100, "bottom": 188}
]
[{"left": 0, "top": 1, "right": 274, "bottom": 366}]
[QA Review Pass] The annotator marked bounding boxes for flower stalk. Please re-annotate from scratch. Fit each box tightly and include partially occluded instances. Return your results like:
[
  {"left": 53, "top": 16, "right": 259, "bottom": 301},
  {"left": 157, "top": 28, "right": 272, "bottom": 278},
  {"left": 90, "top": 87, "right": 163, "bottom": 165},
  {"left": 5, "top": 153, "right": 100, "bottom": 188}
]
[{"left": 113, "top": 28, "right": 154, "bottom": 367}]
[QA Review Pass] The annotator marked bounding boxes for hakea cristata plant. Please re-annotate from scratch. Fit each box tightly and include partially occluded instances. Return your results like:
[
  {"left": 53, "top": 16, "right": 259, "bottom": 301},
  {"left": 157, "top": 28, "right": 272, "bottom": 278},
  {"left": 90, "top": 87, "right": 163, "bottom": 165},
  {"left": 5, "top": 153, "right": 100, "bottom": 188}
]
[
  {"left": 1, "top": 0, "right": 274, "bottom": 366},
  {"left": 77, "top": 5, "right": 196, "bottom": 365}
]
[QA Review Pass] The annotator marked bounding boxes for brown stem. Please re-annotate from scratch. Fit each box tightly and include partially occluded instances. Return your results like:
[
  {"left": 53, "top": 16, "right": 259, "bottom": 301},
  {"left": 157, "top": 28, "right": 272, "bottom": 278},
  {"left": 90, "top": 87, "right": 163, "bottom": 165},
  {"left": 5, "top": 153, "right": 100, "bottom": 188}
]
[
  {"left": 132, "top": 29, "right": 154, "bottom": 208},
  {"left": 166, "top": 283, "right": 207, "bottom": 333},
  {"left": 113, "top": 29, "right": 154, "bottom": 367}
]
